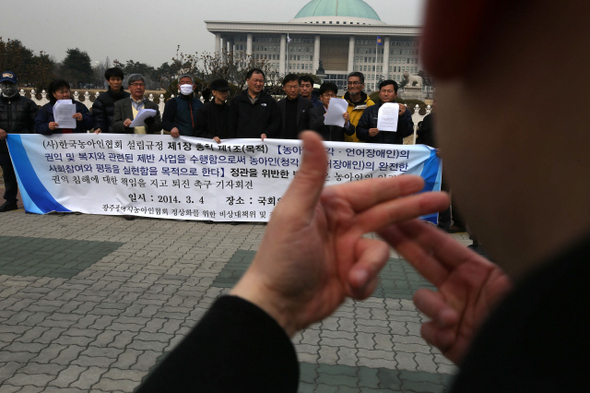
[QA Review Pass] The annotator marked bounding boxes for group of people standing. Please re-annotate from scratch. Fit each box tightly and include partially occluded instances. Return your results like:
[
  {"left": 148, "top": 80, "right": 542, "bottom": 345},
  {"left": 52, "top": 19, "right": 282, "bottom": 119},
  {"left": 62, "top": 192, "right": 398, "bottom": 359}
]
[
  {"left": 222, "top": 68, "right": 415, "bottom": 145},
  {"left": 0, "top": 67, "right": 419, "bottom": 213}
]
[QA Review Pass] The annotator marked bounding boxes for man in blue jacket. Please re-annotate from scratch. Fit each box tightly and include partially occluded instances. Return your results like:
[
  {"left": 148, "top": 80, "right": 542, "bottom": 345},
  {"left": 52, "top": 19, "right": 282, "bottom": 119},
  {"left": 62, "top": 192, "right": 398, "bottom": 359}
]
[
  {"left": 162, "top": 74, "right": 203, "bottom": 137},
  {"left": 356, "top": 80, "right": 413, "bottom": 145}
]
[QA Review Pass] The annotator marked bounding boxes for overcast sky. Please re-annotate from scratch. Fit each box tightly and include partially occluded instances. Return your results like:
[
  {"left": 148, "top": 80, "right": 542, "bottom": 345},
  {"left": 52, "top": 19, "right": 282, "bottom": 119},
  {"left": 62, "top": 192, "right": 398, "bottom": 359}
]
[{"left": 0, "top": 0, "right": 425, "bottom": 68}]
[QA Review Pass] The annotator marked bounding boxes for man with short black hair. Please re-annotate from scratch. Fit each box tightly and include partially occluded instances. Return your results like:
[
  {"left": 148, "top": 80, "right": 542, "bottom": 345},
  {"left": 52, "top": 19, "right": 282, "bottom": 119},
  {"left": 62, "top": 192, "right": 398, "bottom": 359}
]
[
  {"left": 308, "top": 82, "right": 355, "bottom": 141},
  {"left": 0, "top": 71, "right": 38, "bottom": 212},
  {"left": 229, "top": 68, "right": 280, "bottom": 139},
  {"left": 342, "top": 71, "right": 374, "bottom": 142},
  {"left": 356, "top": 80, "right": 413, "bottom": 145},
  {"left": 298, "top": 75, "right": 321, "bottom": 108},
  {"left": 277, "top": 74, "right": 314, "bottom": 139},
  {"left": 92, "top": 67, "right": 130, "bottom": 133},
  {"left": 112, "top": 74, "right": 162, "bottom": 134},
  {"left": 195, "top": 79, "right": 231, "bottom": 143},
  {"left": 162, "top": 74, "right": 203, "bottom": 138}
]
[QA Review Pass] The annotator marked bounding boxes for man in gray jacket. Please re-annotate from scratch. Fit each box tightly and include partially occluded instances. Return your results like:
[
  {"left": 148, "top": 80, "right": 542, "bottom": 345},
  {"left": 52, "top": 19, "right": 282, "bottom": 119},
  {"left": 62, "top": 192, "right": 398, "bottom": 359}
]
[{"left": 112, "top": 74, "right": 161, "bottom": 134}]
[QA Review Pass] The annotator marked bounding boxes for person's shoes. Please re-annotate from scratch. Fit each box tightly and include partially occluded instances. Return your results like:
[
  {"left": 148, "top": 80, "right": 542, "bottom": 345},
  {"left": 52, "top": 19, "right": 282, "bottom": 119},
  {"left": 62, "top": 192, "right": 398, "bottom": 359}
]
[
  {"left": 123, "top": 215, "right": 135, "bottom": 220},
  {"left": 0, "top": 201, "right": 18, "bottom": 212}
]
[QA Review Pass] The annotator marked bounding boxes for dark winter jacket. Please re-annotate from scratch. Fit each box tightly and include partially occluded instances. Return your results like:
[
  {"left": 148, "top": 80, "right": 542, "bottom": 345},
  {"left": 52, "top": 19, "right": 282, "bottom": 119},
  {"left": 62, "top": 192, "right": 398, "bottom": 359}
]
[
  {"left": 416, "top": 113, "right": 436, "bottom": 147},
  {"left": 308, "top": 105, "right": 355, "bottom": 142},
  {"left": 195, "top": 101, "right": 230, "bottom": 139},
  {"left": 229, "top": 90, "right": 280, "bottom": 138},
  {"left": 34, "top": 101, "right": 93, "bottom": 134},
  {"left": 162, "top": 94, "right": 203, "bottom": 136},
  {"left": 356, "top": 101, "right": 414, "bottom": 145},
  {"left": 277, "top": 96, "right": 314, "bottom": 139},
  {"left": 0, "top": 93, "right": 38, "bottom": 153},
  {"left": 91, "top": 88, "right": 130, "bottom": 133}
]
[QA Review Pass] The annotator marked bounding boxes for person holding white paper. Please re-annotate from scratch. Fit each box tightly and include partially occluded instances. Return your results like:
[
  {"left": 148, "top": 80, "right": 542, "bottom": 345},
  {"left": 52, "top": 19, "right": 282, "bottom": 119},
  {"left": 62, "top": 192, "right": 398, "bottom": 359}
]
[
  {"left": 112, "top": 74, "right": 162, "bottom": 134},
  {"left": 308, "top": 82, "right": 355, "bottom": 141},
  {"left": 356, "top": 80, "right": 414, "bottom": 145},
  {"left": 342, "top": 72, "right": 374, "bottom": 142},
  {"left": 34, "top": 79, "right": 93, "bottom": 135}
]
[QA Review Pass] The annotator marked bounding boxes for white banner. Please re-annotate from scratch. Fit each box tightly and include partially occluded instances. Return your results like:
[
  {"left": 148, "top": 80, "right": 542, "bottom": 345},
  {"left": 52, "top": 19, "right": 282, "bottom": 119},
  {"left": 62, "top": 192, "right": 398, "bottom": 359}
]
[{"left": 7, "top": 134, "right": 442, "bottom": 223}]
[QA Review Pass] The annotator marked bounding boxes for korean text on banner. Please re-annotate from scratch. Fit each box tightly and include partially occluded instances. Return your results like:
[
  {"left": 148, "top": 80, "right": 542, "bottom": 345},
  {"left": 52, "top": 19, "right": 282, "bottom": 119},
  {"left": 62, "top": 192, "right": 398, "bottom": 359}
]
[{"left": 6, "top": 134, "right": 442, "bottom": 223}]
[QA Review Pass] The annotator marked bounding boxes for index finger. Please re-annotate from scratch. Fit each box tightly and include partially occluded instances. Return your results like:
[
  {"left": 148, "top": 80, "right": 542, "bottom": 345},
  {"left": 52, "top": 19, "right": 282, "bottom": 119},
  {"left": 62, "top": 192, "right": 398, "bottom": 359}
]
[
  {"left": 378, "top": 219, "right": 494, "bottom": 286},
  {"left": 277, "top": 131, "right": 328, "bottom": 223},
  {"left": 325, "top": 174, "right": 426, "bottom": 213}
]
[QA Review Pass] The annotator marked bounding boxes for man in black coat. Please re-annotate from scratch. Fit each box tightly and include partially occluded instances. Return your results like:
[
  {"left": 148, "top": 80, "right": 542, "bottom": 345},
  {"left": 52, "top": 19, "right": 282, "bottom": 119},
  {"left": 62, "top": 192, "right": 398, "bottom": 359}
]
[
  {"left": 228, "top": 68, "right": 280, "bottom": 139},
  {"left": 195, "top": 79, "right": 231, "bottom": 143},
  {"left": 0, "top": 71, "right": 38, "bottom": 212},
  {"left": 277, "top": 74, "right": 313, "bottom": 139},
  {"left": 91, "top": 67, "right": 130, "bottom": 133}
]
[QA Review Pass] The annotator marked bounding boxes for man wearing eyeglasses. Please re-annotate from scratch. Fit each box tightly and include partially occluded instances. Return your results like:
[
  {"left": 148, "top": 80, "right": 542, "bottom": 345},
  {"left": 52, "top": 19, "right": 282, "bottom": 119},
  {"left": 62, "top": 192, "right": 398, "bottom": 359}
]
[
  {"left": 308, "top": 82, "right": 355, "bottom": 142},
  {"left": 342, "top": 72, "right": 375, "bottom": 142},
  {"left": 112, "top": 74, "right": 162, "bottom": 134}
]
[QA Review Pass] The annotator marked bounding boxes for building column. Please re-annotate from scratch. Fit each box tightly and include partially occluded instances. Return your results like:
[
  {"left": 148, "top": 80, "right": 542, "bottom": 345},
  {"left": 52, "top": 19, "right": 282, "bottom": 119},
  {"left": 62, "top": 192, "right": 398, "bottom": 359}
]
[
  {"left": 220, "top": 37, "right": 225, "bottom": 61},
  {"left": 215, "top": 34, "right": 221, "bottom": 54},
  {"left": 348, "top": 36, "right": 356, "bottom": 73},
  {"left": 280, "top": 34, "right": 286, "bottom": 75},
  {"left": 313, "top": 35, "right": 320, "bottom": 73},
  {"left": 383, "top": 36, "right": 391, "bottom": 79},
  {"left": 246, "top": 34, "right": 253, "bottom": 57}
]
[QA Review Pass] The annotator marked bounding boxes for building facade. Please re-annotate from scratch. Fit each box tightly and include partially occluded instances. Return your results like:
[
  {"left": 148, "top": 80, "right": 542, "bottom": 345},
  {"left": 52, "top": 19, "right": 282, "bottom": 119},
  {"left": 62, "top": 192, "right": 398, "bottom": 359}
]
[{"left": 205, "top": 0, "right": 420, "bottom": 92}]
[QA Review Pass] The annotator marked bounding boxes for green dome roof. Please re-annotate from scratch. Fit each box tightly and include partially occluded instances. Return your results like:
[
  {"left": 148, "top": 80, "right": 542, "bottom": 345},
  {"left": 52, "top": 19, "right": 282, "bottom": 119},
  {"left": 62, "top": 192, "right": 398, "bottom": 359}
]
[{"left": 294, "top": 0, "right": 381, "bottom": 21}]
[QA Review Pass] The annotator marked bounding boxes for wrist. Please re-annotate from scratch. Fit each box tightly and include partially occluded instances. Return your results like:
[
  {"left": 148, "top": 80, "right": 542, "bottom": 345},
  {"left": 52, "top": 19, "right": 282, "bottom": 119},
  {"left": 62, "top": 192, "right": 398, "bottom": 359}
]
[{"left": 230, "top": 273, "right": 299, "bottom": 337}]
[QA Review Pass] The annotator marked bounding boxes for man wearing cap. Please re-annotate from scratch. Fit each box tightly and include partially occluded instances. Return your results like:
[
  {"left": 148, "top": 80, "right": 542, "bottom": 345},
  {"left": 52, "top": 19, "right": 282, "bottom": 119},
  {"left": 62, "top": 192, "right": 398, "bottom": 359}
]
[
  {"left": 0, "top": 71, "right": 38, "bottom": 212},
  {"left": 112, "top": 74, "right": 162, "bottom": 134},
  {"left": 162, "top": 74, "right": 203, "bottom": 138},
  {"left": 195, "top": 79, "right": 231, "bottom": 143}
]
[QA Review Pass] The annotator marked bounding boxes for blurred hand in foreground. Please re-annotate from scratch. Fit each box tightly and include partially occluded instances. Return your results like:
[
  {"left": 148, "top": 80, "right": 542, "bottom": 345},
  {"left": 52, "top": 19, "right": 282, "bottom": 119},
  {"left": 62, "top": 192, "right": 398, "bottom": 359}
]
[{"left": 231, "top": 131, "right": 450, "bottom": 336}]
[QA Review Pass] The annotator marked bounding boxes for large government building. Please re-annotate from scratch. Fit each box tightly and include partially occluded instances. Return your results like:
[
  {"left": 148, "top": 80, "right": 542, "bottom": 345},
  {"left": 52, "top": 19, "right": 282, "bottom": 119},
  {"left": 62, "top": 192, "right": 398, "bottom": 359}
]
[{"left": 205, "top": 0, "right": 421, "bottom": 92}]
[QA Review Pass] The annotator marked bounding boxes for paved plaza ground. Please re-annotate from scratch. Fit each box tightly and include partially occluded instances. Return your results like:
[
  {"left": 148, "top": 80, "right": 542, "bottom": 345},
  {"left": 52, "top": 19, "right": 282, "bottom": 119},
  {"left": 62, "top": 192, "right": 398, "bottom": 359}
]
[{"left": 0, "top": 185, "right": 471, "bottom": 392}]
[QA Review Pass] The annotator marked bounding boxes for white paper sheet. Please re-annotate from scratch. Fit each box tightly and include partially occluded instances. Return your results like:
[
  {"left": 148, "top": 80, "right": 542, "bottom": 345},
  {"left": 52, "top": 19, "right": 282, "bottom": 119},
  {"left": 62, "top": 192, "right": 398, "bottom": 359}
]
[
  {"left": 324, "top": 98, "right": 348, "bottom": 127},
  {"left": 129, "top": 109, "right": 157, "bottom": 127},
  {"left": 377, "top": 103, "right": 399, "bottom": 132},
  {"left": 53, "top": 100, "right": 76, "bottom": 129}
]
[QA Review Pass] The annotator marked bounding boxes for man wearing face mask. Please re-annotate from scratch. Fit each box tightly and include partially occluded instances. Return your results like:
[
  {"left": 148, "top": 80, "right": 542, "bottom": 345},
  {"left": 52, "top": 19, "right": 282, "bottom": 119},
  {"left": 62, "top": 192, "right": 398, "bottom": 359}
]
[
  {"left": 0, "top": 71, "right": 38, "bottom": 212},
  {"left": 162, "top": 74, "right": 203, "bottom": 138}
]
